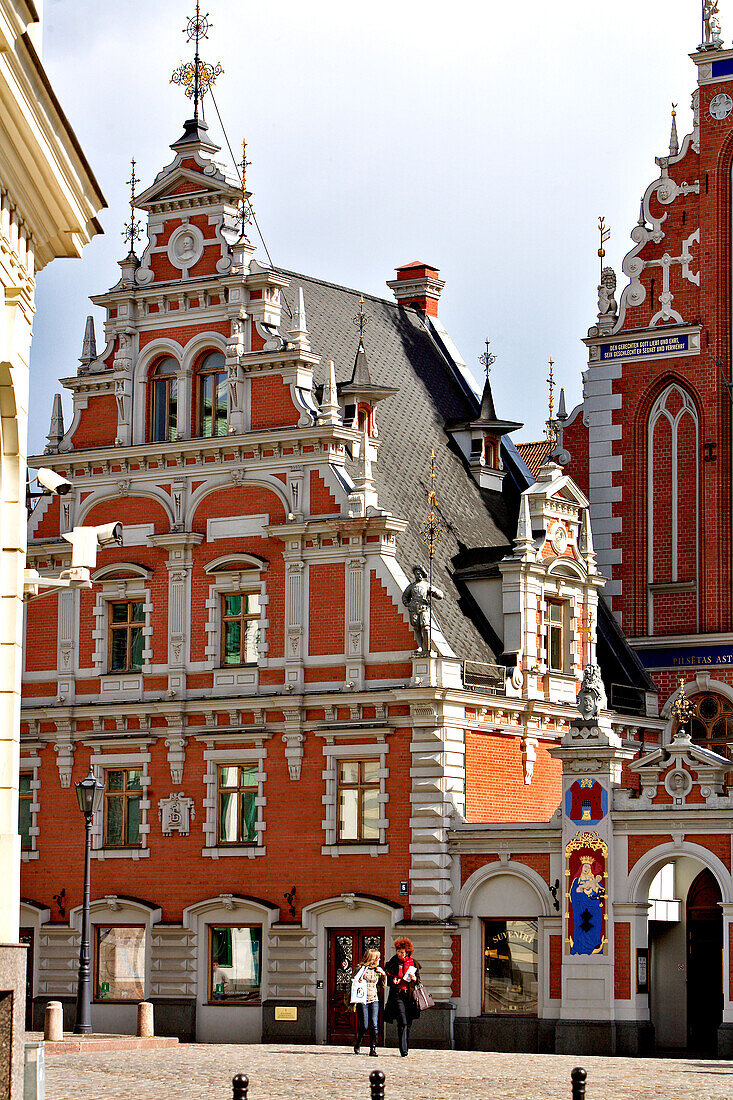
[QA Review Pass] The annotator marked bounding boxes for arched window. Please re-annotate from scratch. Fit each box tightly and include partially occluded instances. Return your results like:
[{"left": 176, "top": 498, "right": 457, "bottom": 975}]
[
  {"left": 151, "top": 357, "right": 178, "bottom": 442},
  {"left": 198, "top": 350, "right": 227, "bottom": 437},
  {"left": 673, "top": 691, "right": 733, "bottom": 758},
  {"left": 647, "top": 383, "right": 699, "bottom": 634}
]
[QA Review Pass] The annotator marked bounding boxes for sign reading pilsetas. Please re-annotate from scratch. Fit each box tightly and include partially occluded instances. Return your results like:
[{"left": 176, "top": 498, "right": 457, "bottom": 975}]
[{"left": 599, "top": 333, "right": 689, "bottom": 361}]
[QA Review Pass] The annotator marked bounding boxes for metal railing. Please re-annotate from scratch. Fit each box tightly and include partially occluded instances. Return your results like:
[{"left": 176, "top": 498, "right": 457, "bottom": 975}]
[{"left": 462, "top": 660, "right": 506, "bottom": 693}]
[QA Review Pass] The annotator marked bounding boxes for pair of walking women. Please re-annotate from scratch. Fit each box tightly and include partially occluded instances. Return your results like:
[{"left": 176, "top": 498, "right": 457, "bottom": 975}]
[{"left": 350, "top": 937, "right": 420, "bottom": 1057}]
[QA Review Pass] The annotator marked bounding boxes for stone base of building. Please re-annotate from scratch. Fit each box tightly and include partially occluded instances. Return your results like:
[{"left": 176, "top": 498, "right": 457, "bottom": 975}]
[
  {"left": 150, "top": 997, "right": 196, "bottom": 1042},
  {"left": 386, "top": 1002, "right": 454, "bottom": 1050},
  {"left": 261, "top": 1000, "right": 316, "bottom": 1043},
  {"left": 454, "top": 1016, "right": 654, "bottom": 1056},
  {"left": 455, "top": 1014, "right": 540, "bottom": 1052},
  {"left": 0, "top": 942, "right": 28, "bottom": 1100},
  {"left": 616, "top": 1021, "right": 655, "bottom": 1056},
  {"left": 717, "top": 1022, "right": 733, "bottom": 1058},
  {"left": 555, "top": 1019, "right": 616, "bottom": 1055}
]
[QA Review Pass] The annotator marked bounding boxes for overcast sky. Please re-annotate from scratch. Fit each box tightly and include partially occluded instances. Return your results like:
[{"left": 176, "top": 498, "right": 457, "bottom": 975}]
[{"left": 30, "top": 0, "right": 703, "bottom": 458}]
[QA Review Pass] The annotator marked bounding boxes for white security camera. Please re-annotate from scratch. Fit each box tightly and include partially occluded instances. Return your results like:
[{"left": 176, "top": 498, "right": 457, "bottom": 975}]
[
  {"left": 61, "top": 522, "right": 123, "bottom": 576},
  {"left": 34, "top": 468, "right": 72, "bottom": 496}
]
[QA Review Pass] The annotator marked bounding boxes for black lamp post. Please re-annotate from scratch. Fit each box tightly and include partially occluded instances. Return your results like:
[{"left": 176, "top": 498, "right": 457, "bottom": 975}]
[{"left": 74, "top": 768, "right": 104, "bottom": 1035}]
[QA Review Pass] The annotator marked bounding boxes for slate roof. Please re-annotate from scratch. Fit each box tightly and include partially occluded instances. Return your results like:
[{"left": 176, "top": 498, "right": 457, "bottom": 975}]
[{"left": 280, "top": 270, "right": 518, "bottom": 662}]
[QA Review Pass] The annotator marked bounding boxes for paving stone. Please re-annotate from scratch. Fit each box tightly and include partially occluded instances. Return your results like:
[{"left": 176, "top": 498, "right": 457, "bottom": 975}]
[{"left": 44, "top": 1043, "right": 733, "bottom": 1100}]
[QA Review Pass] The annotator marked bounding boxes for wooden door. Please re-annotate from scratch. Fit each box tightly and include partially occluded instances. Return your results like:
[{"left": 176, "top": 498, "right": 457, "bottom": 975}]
[{"left": 327, "top": 928, "right": 384, "bottom": 1045}]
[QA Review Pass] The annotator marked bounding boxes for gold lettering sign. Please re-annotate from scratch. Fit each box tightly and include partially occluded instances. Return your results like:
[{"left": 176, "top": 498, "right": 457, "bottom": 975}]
[{"left": 275, "top": 1006, "right": 298, "bottom": 1021}]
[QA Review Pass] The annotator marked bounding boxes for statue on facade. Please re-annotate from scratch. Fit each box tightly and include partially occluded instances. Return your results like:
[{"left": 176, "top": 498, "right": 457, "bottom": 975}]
[
  {"left": 577, "top": 664, "right": 608, "bottom": 722},
  {"left": 597, "top": 267, "right": 618, "bottom": 318},
  {"left": 703, "top": 0, "right": 723, "bottom": 48},
  {"left": 402, "top": 565, "right": 444, "bottom": 655}
]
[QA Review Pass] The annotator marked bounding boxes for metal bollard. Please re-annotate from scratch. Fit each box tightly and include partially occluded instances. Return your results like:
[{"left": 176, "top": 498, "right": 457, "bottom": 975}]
[
  {"left": 369, "top": 1069, "right": 385, "bottom": 1100},
  {"left": 571, "top": 1067, "right": 587, "bottom": 1100},
  {"left": 232, "top": 1073, "right": 249, "bottom": 1100}
]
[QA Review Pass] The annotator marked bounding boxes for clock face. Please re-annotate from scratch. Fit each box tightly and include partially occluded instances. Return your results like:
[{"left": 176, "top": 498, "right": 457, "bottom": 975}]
[{"left": 710, "top": 92, "right": 733, "bottom": 120}]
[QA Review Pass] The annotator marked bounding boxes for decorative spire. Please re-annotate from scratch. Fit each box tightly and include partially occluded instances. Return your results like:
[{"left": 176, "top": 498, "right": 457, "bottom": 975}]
[
  {"left": 597, "top": 216, "right": 610, "bottom": 282},
  {"left": 419, "top": 450, "right": 446, "bottom": 655},
  {"left": 637, "top": 197, "right": 647, "bottom": 228},
  {"left": 122, "top": 157, "right": 142, "bottom": 256},
  {"left": 353, "top": 294, "right": 371, "bottom": 344},
  {"left": 170, "top": 3, "right": 223, "bottom": 122},
  {"left": 239, "top": 139, "right": 253, "bottom": 239},
  {"left": 318, "top": 360, "right": 341, "bottom": 426},
  {"left": 479, "top": 337, "right": 496, "bottom": 380},
  {"left": 671, "top": 678, "right": 694, "bottom": 733},
  {"left": 514, "top": 491, "right": 535, "bottom": 557},
  {"left": 545, "top": 356, "right": 556, "bottom": 445},
  {"left": 45, "top": 393, "right": 65, "bottom": 454},
  {"left": 549, "top": 387, "right": 571, "bottom": 468},
  {"left": 669, "top": 103, "right": 679, "bottom": 156},
  {"left": 79, "top": 315, "right": 97, "bottom": 368},
  {"left": 288, "top": 287, "right": 310, "bottom": 351},
  {"left": 348, "top": 429, "right": 379, "bottom": 517}
]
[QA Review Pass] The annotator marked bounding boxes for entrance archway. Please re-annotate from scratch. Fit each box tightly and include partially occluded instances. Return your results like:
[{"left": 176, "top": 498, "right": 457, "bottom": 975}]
[{"left": 686, "top": 869, "right": 723, "bottom": 1054}]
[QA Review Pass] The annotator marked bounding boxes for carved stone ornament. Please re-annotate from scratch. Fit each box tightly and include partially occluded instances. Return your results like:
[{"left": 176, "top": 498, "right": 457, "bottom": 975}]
[
  {"left": 158, "top": 792, "right": 195, "bottom": 836},
  {"left": 576, "top": 664, "right": 608, "bottom": 722}
]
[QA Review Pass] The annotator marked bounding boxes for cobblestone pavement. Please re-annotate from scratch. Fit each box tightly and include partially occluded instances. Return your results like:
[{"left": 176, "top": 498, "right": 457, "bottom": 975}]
[{"left": 45, "top": 1043, "right": 733, "bottom": 1100}]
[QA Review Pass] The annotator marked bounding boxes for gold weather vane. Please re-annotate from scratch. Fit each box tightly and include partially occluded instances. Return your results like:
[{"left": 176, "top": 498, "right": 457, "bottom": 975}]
[
  {"left": 545, "top": 356, "right": 557, "bottom": 445},
  {"left": 170, "top": 2, "right": 223, "bottom": 121},
  {"left": 419, "top": 450, "right": 446, "bottom": 655},
  {"left": 353, "top": 294, "right": 372, "bottom": 341},
  {"left": 598, "top": 216, "right": 611, "bottom": 282},
  {"left": 122, "top": 157, "right": 142, "bottom": 254},
  {"left": 239, "top": 139, "right": 253, "bottom": 238},
  {"left": 671, "top": 679, "right": 694, "bottom": 729},
  {"left": 479, "top": 337, "right": 497, "bottom": 379}
]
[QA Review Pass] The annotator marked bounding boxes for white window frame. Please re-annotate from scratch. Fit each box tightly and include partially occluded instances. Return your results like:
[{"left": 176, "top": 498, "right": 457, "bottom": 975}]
[
  {"left": 320, "top": 735, "right": 390, "bottom": 856},
  {"left": 203, "top": 557, "right": 269, "bottom": 692},
  {"left": 200, "top": 739, "right": 268, "bottom": 859},
  {"left": 89, "top": 744, "right": 152, "bottom": 860},
  {"left": 91, "top": 569, "right": 153, "bottom": 681},
  {"left": 19, "top": 747, "right": 41, "bottom": 861}
]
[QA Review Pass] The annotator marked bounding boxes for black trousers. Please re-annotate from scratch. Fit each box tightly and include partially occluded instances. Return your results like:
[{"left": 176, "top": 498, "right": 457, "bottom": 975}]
[{"left": 393, "top": 992, "right": 413, "bottom": 1055}]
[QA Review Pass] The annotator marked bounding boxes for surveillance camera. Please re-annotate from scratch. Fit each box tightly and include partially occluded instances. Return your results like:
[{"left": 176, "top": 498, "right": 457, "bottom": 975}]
[
  {"left": 35, "top": 468, "right": 72, "bottom": 496},
  {"left": 95, "top": 522, "right": 123, "bottom": 547}
]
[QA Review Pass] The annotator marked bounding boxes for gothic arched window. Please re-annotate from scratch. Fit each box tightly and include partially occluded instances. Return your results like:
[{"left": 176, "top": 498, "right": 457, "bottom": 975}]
[
  {"left": 151, "top": 356, "right": 178, "bottom": 442},
  {"left": 197, "top": 350, "right": 227, "bottom": 438},
  {"left": 672, "top": 691, "right": 733, "bottom": 758},
  {"left": 647, "top": 383, "right": 699, "bottom": 634}
]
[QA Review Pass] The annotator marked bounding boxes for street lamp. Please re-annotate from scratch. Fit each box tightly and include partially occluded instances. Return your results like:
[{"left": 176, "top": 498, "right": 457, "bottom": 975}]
[{"left": 73, "top": 768, "right": 104, "bottom": 1035}]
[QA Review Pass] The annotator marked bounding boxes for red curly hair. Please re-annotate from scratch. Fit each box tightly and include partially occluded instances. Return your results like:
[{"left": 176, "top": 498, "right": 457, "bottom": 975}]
[{"left": 394, "top": 937, "right": 414, "bottom": 953}]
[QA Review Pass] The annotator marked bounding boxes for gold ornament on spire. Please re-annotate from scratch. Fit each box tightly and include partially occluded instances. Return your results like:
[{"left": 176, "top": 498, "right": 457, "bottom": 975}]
[
  {"left": 479, "top": 337, "right": 497, "bottom": 379},
  {"left": 122, "top": 157, "right": 142, "bottom": 254},
  {"left": 545, "top": 356, "right": 557, "bottom": 445},
  {"left": 419, "top": 450, "right": 446, "bottom": 655},
  {"left": 598, "top": 216, "right": 611, "bottom": 282},
  {"left": 671, "top": 679, "right": 694, "bottom": 729},
  {"left": 353, "top": 294, "right": 372, "bottom": 341},
  {"left": 239, "top": 139, "right": 253, "bottom": 238},
  {"left": 170, "top": 2, "right": 223, "bottom": 120}
]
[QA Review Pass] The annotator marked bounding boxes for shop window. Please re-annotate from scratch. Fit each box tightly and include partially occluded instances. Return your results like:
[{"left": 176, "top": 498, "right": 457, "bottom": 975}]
[
  {"left": 103, "top": 769, "right": 143, "bottom": 848},
  {"left": 151, "top": 356, "right": 178, "bottom": 442},
  {"left": 217, "top": 764, "right": 258, "bottom": 845},
  {"left": 94, "top": 925, "right": 145, "bottom": 1001},
  {"left": 198, "top": 350, "right": 227, "bottom": 437},
  {"left": 221, "top": 593, "right": 260, "bottom": 666},
  {"left": 544, "top": 599, "right": 566, "bottom": 672},
  {"left": 674, "top": 691, "right": 733, "bottom": 758},
  {"left": 209, "top": 925, "right": 262, "bottom": 1003},
  {"left": 109, "top": 600, "right": 145, "bottom": 672},
  {"left": 18, "top": 772, "right": 32, "bottom": 851},
  {"left": 337, "top": 759, "right": 380, "bottom": 842},
  {"left": 483, "top": 919, "right": 538, "bottom": 1015}
]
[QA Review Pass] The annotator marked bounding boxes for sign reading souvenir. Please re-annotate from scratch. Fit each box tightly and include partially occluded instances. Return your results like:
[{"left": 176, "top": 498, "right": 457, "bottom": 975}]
[
  {"left": 565, "top": 831, "right": 608, "bottom": 956},
  {"left": 599, "top": 333, "right": 689, "bottom": 361},
  {"left": 565, "top": 779, "right": 608, "bottom": 825}
]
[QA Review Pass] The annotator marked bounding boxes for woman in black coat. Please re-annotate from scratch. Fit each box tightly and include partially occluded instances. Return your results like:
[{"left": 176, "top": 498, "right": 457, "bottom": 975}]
[{"left": 384, "top": 936, "right": 420, "bottom": 1056}]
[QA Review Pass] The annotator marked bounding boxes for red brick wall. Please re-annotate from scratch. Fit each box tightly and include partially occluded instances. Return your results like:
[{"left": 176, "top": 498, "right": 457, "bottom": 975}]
[
  {"left": 309, "top": 564, "right": 345, "bottom": 655},
  {"left": 451, "top": 935, "right": 461, "bottom": 997},
  {"left": 250, "top": 375, "right": 300, "bottom": 430},
  {"left": 464, "top": 730, "right": 562, "bottom": 822},
  {"left": 25, "top": 593, "right": 58, "bottom": 672},
  {"left": 549, "top": 935, "right": 562, "bottom": 999},
  {"left": 309, "top": 470, "right": 339, "bottom": 516},
  {"left": 614, "top": 922, "right": 631, "bottom": 999},
  {"left": 369, "top": 572, "right": 414, "bottom": 653},
  {"left": 71, "top": 396, "right": 118, "bottom": 448}
]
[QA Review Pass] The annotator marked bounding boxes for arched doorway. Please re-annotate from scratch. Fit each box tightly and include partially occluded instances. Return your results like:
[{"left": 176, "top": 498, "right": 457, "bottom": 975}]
[{"left": 687, "top": 869, "right": 723, "bottom": 1054}]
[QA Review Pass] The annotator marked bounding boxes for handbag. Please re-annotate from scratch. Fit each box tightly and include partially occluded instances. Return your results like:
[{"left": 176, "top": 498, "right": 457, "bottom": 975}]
[{"left": 413, "top": 980, "right": 435, "bottom": 1010}]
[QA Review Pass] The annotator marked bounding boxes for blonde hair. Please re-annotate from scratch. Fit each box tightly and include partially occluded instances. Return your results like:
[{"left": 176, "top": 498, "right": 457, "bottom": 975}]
[{"left": 359, "top": 947, "right": 381, "bottom": 966}]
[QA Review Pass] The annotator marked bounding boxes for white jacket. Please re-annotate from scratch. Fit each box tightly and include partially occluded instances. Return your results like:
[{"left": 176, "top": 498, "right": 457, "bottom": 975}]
[{"left": 350, "top": 966, "right": 368, "bottom": 1005}]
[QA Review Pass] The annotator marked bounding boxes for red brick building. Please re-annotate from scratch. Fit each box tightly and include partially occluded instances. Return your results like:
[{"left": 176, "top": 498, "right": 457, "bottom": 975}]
[{"left": 20, "top": 20, "right": 733, "bottom": 1059}]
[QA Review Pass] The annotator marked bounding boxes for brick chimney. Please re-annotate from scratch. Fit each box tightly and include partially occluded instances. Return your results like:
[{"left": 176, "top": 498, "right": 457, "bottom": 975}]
[{"left": 386, "top": 261, "right": 445, "bottom": 317}]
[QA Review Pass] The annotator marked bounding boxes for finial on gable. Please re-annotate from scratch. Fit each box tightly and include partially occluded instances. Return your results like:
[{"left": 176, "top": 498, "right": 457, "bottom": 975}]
[
  {"left": 288, "top": 287, "right": 310, "bottom": 351},
  {"left": 45, "top": 393, "right": 65, "bottom": 454},
  {"left": 170, "top": 3, "right": 223, "bottom": 123},
  {"left": 318, "top": 360, "right": 341, "bottom": 426},
  {"left": 122, "top": 157, "right": 143, "bottom": 258},
  {"left": 79, "top": 315, "right": 97, "bottom": 368},
  {"left": 669, "top": 102, "right": 679, "bottom": 156}
]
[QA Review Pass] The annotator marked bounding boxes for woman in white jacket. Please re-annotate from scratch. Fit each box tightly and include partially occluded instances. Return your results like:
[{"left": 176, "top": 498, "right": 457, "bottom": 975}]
[{"left": 351, "top": 948, "right": 386, "bottom": 1056}]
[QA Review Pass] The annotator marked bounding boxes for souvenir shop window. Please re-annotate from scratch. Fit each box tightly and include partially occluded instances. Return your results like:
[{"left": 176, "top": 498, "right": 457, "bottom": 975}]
[
  {"left": 108, "top": 600, "right": 145, "bottom": 672},
  {"left": 18, "top": 772, "right": 33, "bottom": 851},
  {"left": 198, "top": 350, "right": 227, "bottom": 437},
  {"left": 217, "top": 764, "right": 259, "bottom": 845},
  {"left": 208, "top": 925, "right": 262, "bottom": 1004},
  {"left": 337, "top": 758, "right": 380, "bottom": 842},
  {"left": 482, "top": 919, "right": 538, "bottom": 1016},
  {"left": 103, "top": 768, "right": 143, "bottom": 848},
  {"left": 221, "top": 593, "right": 260, "bottom": 666},
  {"left": 151, "top": 356, "right": 178, "bottom": 442},
  {"left": 94, "top": 925, "right": 145, "bottom": 1001}
]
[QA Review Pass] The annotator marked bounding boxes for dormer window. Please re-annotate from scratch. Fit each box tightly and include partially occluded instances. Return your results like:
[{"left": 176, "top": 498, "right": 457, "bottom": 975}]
[
  {"left": 198, "top": 351, "right": 227, "bottom": 437},
  {"left": 545, "top": 599, "right": 566, "bottom": 672},
  {"left": 151, "top": 356, "right": 178, "bottom": 442}
]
